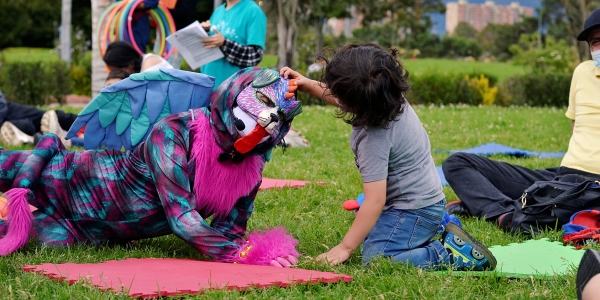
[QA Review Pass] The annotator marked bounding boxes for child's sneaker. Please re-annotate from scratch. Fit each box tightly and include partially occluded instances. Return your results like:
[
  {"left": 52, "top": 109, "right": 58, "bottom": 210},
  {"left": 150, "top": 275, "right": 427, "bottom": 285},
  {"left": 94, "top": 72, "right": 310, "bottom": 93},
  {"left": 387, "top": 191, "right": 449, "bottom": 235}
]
[
  {"left": 442, "top": 222, "right": 497, "bottom": 271},
  {"left": 0, "top": 121, "right": 34, "bottom": 146},
  {"left": 41, "top": 110, "right": 64, "bottom": 137},
  {"left": 41, "top": 110, "right": 71, "bottom": 148}
]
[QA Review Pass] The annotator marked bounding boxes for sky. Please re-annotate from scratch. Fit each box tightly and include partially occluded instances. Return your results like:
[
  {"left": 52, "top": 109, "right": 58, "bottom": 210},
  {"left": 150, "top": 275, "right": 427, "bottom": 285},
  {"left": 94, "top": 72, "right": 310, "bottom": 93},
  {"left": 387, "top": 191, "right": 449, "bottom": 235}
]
[{"left": 430, "top": 0, "right": 542, "bottom": 35}]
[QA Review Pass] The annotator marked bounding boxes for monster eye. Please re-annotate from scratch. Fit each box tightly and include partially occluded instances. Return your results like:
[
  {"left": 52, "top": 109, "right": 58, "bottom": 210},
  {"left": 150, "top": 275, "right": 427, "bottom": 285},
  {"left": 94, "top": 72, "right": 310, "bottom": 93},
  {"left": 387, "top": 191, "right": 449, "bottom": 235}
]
[{"left": 256, "top": 91, "right": 275, "bottom": 107}]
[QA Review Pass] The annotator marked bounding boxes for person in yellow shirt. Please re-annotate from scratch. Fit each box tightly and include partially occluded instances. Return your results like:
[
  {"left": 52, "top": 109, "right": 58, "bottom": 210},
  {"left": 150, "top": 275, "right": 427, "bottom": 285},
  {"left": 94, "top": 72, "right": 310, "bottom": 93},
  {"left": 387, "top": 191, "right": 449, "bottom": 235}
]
[{"left": 441, "top": 8, "right": 600, "bottom": 230}]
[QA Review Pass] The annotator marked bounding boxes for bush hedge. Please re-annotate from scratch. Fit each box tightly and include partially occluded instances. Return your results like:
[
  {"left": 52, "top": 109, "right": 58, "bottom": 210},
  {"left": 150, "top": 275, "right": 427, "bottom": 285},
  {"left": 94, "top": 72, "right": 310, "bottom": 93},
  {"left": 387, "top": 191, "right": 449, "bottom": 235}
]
[
  {"left": 0, "top": 57, "right": 572, "bottom": 108},
  {"left": 407, "top": 71, "right": 499, "bottom": 106},
  {"left": 0, "top": 60, "right": 71, "bottom": 106},
  {"left": 296, "top": 70, "right": 571, "bottom": 108},
  {"left": 497, "top": 73, "right": 572, "bottom": 107}
]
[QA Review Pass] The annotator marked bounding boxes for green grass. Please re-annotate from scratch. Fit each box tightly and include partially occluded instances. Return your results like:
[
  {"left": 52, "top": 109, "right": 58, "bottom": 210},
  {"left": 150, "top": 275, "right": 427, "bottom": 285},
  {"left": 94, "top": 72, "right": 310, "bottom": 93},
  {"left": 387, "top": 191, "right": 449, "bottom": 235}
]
[
  {"left": 2, "top": 48, "right": 524, "bottom": 83},
  {"left": 0, "top": 47, "right": 61, "bottom": 62},
  {"left": 0, "top": 105, "right": 585, "bottom": 299},
  {"left": 0, "top": 48, "right": 279, "bottom": 68},
  {"left": 402, "top": 58, "right": 527, "bottom": 82},
  {"left": 258, "top": 54, "right": 278, "bottom": 68},
  {"left": 259, "top": 56, "right": 525, "bottom": 82}
]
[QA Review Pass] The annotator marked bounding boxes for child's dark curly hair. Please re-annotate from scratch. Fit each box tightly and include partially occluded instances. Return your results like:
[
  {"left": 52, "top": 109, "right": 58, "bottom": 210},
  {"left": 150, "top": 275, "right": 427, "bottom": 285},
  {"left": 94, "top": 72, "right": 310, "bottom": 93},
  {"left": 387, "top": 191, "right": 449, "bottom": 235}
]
[{"left": 320, "top": 43, "right": 410, "bottom": 129}]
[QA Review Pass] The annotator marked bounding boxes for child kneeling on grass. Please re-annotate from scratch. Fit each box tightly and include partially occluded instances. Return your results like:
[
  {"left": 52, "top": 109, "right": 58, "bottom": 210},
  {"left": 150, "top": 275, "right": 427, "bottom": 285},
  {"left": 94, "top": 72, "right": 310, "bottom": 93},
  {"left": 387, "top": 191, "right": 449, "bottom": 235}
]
[{"left": 280, "top": 43, "right": 496, "bottom": 270}]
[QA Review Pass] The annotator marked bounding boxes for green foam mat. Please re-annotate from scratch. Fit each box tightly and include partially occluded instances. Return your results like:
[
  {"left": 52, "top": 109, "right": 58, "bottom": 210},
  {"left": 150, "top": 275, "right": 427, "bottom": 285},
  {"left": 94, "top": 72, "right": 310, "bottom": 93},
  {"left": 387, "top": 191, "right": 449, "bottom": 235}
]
[{"left": 440, "top": 238, "right": 583, "bottom": 279}]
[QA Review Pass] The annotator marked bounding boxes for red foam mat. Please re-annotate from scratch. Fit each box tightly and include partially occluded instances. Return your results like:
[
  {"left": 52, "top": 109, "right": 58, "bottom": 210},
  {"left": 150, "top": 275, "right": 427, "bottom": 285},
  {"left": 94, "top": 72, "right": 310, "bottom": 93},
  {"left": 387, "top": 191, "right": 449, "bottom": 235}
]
[
  {"left": 259, "top": 178, "right": 326, "bottom": 190},
  {"left": 22, "top": 258, "right": 352, "bottom": 298}
]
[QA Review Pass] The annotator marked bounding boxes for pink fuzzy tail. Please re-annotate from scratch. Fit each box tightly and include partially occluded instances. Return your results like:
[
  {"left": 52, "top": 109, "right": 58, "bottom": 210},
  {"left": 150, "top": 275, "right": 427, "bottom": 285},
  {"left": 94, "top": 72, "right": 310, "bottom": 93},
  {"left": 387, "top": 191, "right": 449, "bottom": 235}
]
[
  {"left": 0, "top": 188, "right": 34, "bottom": 256},
  {"left": 234, "top": 227, "right": 300, "bottom": 266}
]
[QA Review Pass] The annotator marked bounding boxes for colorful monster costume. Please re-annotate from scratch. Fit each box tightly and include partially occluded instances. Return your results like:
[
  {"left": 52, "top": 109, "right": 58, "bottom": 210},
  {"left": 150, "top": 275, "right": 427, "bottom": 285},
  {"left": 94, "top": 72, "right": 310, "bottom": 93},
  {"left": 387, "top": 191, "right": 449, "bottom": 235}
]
[{"left": 0, "top": 67, "right": 302, "bottom": 266}]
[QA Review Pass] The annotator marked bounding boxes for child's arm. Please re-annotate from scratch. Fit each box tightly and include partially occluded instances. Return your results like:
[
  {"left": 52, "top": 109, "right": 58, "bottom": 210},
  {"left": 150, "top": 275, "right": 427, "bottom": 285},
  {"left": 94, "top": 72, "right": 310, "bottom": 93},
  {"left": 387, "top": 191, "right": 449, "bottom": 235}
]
[
  {"left": 280, "top": 67, "right": 338, "bottom": 107},
  {"left": 316, "top": 179, "right": 387, "bottom": 265}
]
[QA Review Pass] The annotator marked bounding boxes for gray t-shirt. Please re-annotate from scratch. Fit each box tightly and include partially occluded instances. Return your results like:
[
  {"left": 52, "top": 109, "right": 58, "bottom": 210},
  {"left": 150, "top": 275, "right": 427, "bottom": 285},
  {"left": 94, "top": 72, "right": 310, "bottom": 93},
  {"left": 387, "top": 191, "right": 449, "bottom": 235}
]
[{"left": 350, "top": 104, "right": 444, "bottom": 211}]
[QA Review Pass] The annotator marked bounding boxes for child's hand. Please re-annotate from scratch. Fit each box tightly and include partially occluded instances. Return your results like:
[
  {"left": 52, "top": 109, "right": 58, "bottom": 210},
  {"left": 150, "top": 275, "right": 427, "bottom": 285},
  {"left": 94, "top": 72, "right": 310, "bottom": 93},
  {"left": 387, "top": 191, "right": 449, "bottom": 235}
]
[
  {"left": 280, "top": 67, "right": 311, "bottom": 93},
  {"left": 316, "top": 244, "right": 353, "bottom": 266}
]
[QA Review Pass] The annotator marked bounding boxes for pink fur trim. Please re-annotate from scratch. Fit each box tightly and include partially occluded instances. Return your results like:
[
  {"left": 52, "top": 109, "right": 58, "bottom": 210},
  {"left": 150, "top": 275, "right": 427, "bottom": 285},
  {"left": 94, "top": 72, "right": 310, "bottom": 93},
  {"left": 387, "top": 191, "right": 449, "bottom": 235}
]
[
  {"left": 189, "top": 114, "right": 264, "bottom": 218},
  {"left": 0, "top": 188, "right": 33, "bottom": 256},
  {"left": 234, "top": 227, "right": 300, "bottom": 266}
]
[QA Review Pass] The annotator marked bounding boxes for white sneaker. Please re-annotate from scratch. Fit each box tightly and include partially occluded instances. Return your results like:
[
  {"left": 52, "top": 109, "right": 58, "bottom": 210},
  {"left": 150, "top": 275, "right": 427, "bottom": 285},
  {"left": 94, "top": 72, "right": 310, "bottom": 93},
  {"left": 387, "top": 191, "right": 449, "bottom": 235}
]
[
  {"left": 283, "top": 127, "right": 310, "bottom": 148},
  {"left": 41, "top": 110, "right": 71, "bottom": 148},
  {"left": 41, "top": 110, "right": 63, "bottom": 136},
  {"left": 0, "top": 121, "right": 34, "bottom": 146}
]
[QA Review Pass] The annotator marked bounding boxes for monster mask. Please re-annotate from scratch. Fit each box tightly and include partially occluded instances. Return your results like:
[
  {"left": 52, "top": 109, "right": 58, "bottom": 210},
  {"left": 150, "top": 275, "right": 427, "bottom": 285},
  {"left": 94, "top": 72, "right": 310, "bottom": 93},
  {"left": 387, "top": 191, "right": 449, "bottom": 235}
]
[
  {"left": 232, "top": 69, "right": 301, "bottom": 154},
  {"left": 209, "top": 67, "right": 302, "bottom": 162}
]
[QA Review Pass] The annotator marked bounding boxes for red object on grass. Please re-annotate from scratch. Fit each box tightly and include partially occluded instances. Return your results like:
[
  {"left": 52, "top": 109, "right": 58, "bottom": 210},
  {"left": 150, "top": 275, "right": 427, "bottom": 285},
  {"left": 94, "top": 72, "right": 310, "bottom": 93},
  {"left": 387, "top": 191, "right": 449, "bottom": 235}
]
[
  {"left": 259, "top": 178, "right": 326, "bottom": 190},
  {"left": 22, "top": 258, "right": 352, "bottom": 298},
  {"left": 342, "top": 200, "right": 360, "bottom": 211}
]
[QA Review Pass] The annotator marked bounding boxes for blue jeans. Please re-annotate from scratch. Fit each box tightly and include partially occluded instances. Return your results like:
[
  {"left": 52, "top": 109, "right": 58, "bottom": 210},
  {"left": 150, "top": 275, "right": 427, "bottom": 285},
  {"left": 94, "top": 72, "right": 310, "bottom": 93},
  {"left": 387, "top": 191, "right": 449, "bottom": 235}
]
[{"left": 362, "top": 200, "right": 450, "bottom": 269}]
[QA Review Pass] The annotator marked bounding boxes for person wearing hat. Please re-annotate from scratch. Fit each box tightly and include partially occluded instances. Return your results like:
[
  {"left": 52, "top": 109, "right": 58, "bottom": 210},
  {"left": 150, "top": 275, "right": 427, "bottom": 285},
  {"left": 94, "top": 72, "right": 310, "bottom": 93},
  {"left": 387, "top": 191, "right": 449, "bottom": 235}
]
[
  {"left": 572, "top": 10, "right": 600, "bottom": 300},
  {"left": 577, "top": 7, "right": 600, "bottom": 65},
  {"left": 440, "top": 8, "right": 600, "bottom": 232}
]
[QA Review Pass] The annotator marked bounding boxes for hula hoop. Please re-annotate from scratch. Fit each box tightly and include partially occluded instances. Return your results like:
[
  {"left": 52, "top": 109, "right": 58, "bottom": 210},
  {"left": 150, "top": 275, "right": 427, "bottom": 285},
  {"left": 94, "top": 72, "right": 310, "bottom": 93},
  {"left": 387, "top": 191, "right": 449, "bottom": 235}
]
[
  {"left": 96, "top": 0, "right": 176, "bottom": 59},
  {"left": 98, "top": 1, "right": 124, "bottom": 55}
]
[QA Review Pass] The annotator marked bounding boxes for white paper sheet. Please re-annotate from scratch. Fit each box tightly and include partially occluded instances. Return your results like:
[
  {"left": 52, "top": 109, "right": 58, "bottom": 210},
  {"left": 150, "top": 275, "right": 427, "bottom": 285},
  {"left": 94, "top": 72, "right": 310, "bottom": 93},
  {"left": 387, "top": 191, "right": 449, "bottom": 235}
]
[{"left": 166, "top": 21, "right": 224, "bottom": 70}]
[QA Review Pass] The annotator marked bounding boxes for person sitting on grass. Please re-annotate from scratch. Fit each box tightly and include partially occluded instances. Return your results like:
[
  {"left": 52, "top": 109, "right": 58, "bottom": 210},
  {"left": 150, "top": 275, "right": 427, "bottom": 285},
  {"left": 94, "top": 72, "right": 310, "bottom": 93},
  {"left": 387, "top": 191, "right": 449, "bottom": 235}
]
[
  {"left": 441, "top": 8, "right": 600, "bottom": 230},
  {"left": 280, "top": 43, "right": 496, "bottom": 271},
  {"left": 0, "top": 90, "right": 83, "bottom": 148},
  {"left": 0, "top": 67, "right": 302, "bottom": 268}
]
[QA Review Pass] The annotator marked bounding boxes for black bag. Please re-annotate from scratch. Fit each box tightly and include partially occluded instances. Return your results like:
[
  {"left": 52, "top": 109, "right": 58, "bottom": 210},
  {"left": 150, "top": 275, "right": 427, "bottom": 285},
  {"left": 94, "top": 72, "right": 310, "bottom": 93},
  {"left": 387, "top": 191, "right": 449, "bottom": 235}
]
[{"left": 510, "top": 179, "right": 600, "bottom": 234}]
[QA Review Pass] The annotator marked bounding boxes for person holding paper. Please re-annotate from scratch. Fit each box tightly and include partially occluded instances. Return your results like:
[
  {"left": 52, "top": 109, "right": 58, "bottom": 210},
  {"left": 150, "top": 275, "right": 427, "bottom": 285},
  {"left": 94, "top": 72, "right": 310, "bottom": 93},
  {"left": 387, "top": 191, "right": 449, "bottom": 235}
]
[
  {"left": 199, "top": 0, "right": 267, "bottom": 87},
  {"left": 166, "top": 0, "right": 199, "bottom": 69}
]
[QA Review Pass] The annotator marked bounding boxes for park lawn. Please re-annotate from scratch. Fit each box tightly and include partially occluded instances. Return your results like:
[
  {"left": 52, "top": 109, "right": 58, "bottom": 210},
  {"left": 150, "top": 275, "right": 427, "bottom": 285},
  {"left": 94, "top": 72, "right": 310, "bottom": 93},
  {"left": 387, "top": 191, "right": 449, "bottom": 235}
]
[
  {"left": 0, "top": 104, "right": 587, "bottom": 299},
  {"left": 258, "top": 54, "right": 278, "bottom": 68},
  {"left": 402, "top": 58, "right": 527, "bottom": 82},
  {"left": 2, "top": 48, "right": 524, "bottom": 83},
  {"left": 0, "top": 47, "right": 61, "bottom": 62}
]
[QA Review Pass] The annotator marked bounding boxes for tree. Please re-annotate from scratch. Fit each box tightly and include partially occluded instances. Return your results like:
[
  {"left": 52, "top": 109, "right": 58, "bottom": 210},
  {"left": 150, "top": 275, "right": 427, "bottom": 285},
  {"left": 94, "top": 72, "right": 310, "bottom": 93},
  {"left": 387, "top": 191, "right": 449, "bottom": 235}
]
[
  {"left": 274, "top": 0, "right": 306, "bottom": 69},
  {"left": 509, "top": 33, "right": 578, "bottom": 74},
  {"left": 405, "top": 31, "right": 443, "bottom": 57},
  {"left": 303, "top": 0, "right": 356, "bottom": 56},
  {"left": 561, "top": 0, "right": 600, "bottom": 61},
  {"left": 352, "top": 24, "right": 395, "bottom": 47},
  {"left": 476, "top": 17, "right": 538, "bottom": 61},
  {"left": 541, "top": 0, "right": 570, "bottom": 41},
  {"left": 356, "top": 0, "right": 445, "bottom": 47},
  {"left": 0, "top": 0, "right": 61, "bottom": 49},
  {"left": 453, "top": 22, "right": 478, "bottom": 40},
  {"left": 440, "top": 36, "right": 482, "bottom": 58}
]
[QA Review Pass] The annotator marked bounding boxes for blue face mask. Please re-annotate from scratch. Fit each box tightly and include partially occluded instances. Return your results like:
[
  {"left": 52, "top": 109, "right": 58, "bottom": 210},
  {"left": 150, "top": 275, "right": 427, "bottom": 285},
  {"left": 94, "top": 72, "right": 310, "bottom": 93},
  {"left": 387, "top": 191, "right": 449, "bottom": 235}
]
[{"left": 593, "top": 49, "right": 600, "bottom": 68}]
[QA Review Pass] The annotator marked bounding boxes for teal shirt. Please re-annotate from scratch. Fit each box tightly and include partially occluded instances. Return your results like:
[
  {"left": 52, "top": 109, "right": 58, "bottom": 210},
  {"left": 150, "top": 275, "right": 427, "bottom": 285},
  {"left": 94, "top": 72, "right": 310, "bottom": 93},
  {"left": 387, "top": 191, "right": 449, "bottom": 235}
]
[{"left": 201, "top": 0, "right": 267, "bottom": 88}]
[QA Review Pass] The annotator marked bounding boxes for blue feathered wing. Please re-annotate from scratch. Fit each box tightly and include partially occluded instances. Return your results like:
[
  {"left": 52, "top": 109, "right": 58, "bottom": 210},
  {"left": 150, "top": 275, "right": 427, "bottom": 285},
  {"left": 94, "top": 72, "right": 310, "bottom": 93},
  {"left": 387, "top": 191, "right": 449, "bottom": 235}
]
[{"left": 66, "top": 69, "right": 215, "bottom": 150}]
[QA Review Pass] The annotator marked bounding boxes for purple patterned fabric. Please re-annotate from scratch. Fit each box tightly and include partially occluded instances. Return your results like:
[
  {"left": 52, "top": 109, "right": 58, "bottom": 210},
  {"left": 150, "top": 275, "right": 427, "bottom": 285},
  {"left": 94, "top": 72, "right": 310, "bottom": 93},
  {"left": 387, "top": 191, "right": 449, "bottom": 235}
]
[
  {"left": 0, "top": 110, "right": 262, "bottom": 261},
  {"left": 0, "top": 67, "right": 303, "bottom": 263}
]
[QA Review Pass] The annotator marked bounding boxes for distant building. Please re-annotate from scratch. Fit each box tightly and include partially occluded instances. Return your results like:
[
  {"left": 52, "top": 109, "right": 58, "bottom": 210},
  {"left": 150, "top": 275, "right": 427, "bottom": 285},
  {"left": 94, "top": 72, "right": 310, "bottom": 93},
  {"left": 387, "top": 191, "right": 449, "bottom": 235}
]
[
  {"left": 325, "top": 6, "right": 363, "bottom": 37},
  {"left": 445, "top": 0, "right": 534, "bottom": 35}
]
